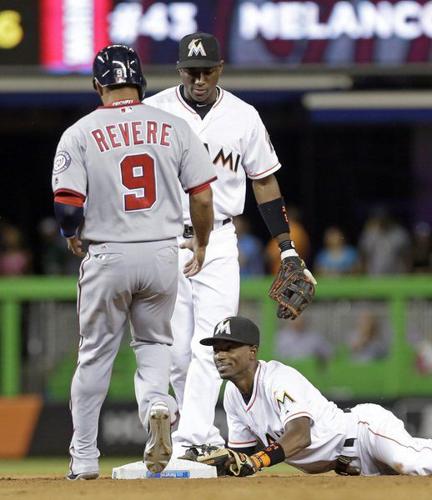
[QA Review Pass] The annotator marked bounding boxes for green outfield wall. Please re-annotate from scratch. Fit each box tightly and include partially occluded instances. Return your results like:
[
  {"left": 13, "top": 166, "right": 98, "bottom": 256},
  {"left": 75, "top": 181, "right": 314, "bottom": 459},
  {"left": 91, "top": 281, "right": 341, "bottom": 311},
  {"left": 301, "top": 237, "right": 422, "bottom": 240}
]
[{"left": 1, "top": 276, "right": 432, "bottom": 399}]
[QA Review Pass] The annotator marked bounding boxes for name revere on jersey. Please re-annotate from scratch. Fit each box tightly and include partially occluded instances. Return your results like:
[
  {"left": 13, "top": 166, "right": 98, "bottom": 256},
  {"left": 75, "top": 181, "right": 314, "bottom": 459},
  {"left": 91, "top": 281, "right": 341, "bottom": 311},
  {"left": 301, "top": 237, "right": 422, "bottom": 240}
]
[
  {"left": 223, "top": 360, "right": 350, "bottom": 473},
  {"left": 52, "top": 103, "right": 216, "bottom": 243},
  {"left": 91, "top": 119, "right": 172, "bottom": 152},
  {"left": 144, "top": 86, "right": 281, "bottom": 224}
]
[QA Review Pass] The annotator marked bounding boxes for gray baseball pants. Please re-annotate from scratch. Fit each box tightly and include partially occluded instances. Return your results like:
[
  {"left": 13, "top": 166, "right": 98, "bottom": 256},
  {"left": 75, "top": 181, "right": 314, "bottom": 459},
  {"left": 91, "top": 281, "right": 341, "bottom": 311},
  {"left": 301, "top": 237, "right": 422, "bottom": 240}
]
[{"left": 69, "top": 239, "right": 178, "bottom": 474}]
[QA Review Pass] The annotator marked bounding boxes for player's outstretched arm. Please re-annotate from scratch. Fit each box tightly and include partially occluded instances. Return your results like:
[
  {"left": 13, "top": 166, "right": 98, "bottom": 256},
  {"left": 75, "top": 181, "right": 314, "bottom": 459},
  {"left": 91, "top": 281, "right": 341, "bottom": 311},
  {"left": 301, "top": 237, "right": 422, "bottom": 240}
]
[
  {"left": 187, "top": 417, "right": 311, "bottom": 477},
  {"left": 183, "top": 186, "right": 214, "bottom": 277},
  {"left": 252, "top": 175, "right": 316, "bottom": 320}
]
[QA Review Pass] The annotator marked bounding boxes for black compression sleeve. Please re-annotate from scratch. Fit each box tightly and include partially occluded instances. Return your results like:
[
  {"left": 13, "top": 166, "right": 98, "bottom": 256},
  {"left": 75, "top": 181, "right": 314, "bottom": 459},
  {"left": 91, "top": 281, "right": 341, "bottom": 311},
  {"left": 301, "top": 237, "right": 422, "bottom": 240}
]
[
  {"left": 257, "top": 198, "right": 290, "bottom": 238},
  {"left": 54, "top": 202, "right": 84, "bottom": 238}
]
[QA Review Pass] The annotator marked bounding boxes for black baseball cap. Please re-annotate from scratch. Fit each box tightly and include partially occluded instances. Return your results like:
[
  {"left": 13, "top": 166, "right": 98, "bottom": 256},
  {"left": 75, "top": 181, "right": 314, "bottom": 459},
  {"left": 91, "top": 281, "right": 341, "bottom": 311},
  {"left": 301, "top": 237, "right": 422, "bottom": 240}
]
[
  {"left": 200, "top": 316, "right": 260, "bottom": 347},
  {"left": 177, "top": 32, "right": 222, "bottom": 68}
]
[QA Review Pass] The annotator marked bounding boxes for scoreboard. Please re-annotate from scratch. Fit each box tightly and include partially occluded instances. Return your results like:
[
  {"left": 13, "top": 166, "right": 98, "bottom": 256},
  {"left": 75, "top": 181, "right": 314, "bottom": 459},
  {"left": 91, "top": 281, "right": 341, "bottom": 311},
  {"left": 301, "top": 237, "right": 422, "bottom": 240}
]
[{"left": 2, "top": 0, "right": 432, "bottom": 72}]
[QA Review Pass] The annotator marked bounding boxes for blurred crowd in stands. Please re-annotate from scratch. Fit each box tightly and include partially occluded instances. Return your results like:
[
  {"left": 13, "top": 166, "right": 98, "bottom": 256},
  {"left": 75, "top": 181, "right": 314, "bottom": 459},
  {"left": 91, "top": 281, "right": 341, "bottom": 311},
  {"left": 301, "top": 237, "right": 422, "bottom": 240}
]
[
  {"left": 235, "top": 205, "right": 432, "bottom": 278},
  {"left": 0, "top": 205, "right": 431, "bottom": 277},
  {"left": 0, "top": 206, "right": 430, "bottom": 371}
]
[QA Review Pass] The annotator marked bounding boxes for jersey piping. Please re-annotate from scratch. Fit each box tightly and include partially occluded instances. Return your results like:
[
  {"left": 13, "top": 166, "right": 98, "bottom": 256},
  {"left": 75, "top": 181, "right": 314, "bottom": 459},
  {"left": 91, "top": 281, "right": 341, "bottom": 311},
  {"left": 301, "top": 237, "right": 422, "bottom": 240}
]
[
  {"left": 243, "top": 363, "right": 262, "bottom": 412},
  {"left": 359, "top": 421, "right": 432, "bottom": 453},
  {"left": 175, "top": 85, "right": 224, "bottom": 115},
  {"left": 247, "top": 161, "right": 281, "bottom": 179},
  {"left": 228, "top": 439, "right": 257, "bottom": 448},
  {"left": 282, "top": 410, "right": 314, "bottom": 427},
  {"left": 54, "top": 188, "right": 86, "bottom": 203},
  {"left": 187, "top": 177, "right": 217, "bottom": 194}
]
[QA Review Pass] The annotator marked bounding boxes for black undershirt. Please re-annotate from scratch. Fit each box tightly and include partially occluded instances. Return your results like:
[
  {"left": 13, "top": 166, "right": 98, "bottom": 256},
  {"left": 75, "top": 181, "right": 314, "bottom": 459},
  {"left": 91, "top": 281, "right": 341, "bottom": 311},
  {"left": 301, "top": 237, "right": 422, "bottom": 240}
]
[{"left": 180, "top": 85, "right": 218, "bottom": 120}]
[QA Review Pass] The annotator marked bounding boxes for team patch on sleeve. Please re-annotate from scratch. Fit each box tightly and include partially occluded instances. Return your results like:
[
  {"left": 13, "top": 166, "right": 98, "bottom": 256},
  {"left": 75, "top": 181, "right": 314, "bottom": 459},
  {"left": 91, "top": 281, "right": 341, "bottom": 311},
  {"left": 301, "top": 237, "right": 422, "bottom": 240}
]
[
  {"left": 53, "top": 151, "right": 72, "bottom": 174},
  {"left": 274, "top": 390, "right": 295, "bottom": 412}
]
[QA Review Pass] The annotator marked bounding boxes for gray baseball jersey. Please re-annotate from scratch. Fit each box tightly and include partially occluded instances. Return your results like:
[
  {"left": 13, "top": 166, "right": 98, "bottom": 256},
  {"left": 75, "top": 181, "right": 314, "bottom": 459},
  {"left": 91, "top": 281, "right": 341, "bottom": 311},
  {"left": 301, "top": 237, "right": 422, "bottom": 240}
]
[{"left": 52, "top": 101, "right": 216, "bottom": 241}]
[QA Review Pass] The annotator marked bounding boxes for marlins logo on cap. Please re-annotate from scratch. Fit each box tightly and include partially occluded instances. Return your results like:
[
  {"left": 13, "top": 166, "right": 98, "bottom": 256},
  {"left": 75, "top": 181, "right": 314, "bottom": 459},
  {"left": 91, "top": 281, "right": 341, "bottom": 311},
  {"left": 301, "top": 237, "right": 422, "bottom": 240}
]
[
  {"left": 177, "top": 32, "right": 222, "bottom": 68},
  {"left": 200, "top": 316, "right": 260, "bottom": 346},
  {"left": 214, "top": 319, "right": 231, "bottom": 336},
  {"left": 188, "top": 39, "right": 207, "bottom": 57}
]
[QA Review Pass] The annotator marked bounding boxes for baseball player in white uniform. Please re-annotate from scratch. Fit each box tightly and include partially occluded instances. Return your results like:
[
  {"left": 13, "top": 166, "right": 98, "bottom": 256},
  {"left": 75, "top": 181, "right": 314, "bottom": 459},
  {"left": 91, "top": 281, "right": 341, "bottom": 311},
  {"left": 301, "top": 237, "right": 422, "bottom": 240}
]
[
  {"left": 52, "top": 45, "right": 215, "bottom": 479},
  {"left": 198, "top": 316, "right": 432, "bottom": 476},
  {"left": 145, "top": 32, "right": 315, "bottom": 454}
]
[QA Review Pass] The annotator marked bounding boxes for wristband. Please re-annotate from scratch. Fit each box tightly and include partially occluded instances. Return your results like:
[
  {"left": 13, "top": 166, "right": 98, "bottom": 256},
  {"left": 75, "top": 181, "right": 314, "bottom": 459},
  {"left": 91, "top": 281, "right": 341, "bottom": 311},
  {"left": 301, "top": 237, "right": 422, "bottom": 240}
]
[
  {"left": 279, "top": 239, "right": 298, "bottom": 260},
  {"left": 250, "top": 442, "right": 286, "bottom": 469},
  {"left": 257, "top": 198, "right": 290, "bottom": 238}
]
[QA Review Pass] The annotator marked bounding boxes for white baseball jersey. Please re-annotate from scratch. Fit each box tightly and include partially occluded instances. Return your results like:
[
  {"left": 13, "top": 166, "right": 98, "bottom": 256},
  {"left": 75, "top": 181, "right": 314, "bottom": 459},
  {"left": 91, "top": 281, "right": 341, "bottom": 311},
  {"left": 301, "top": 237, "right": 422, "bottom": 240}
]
[
  {"left": 52, "top": 101, "right": 216, "bottom": 242},
  {"left": 224, "top": 360, "right": 349, "bottom": 472},
  {"left": 145, "top": 86, "right": 281, "bottom": 225},
  {"left": 225, "top": 360, "right": 432, "bottom": 476}
]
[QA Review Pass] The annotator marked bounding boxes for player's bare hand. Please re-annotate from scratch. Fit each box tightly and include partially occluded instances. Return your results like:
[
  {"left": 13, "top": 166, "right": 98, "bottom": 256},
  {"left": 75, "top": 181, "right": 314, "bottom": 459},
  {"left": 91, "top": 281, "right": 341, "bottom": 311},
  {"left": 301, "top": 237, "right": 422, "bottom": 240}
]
[
  {"left": 182, "top": 238, "right": 206, "bottom": 277},
  {"left": 67, "top": 236, "right": 86, "bottom": 258},
  {"left": 179, "top": 238, "right": 194, "bottom": 252}
]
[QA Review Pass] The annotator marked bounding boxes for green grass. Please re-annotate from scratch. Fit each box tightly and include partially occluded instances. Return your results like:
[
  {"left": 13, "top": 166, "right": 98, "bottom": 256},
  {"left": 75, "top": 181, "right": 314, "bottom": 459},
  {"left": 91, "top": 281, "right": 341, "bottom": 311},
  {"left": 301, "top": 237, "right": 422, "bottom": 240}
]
[
  {"left": 0, "top": 457, "right": 138, "bottom": 477},
  {"left": 0, "top": 457, "right": 296, "bottom": 478}
]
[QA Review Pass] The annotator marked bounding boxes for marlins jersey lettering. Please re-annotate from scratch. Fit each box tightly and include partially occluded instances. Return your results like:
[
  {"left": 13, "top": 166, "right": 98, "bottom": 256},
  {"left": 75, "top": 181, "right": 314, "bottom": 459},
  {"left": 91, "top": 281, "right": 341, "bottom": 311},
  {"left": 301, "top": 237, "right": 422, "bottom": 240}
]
[
  {"left": 52, "top": 101, "right": 216, "bottom": 242},
  {"left": 145, "top": 86, "right": 281, "bottom": 224},
  {"left": 224, "top": 361, "right": 349, "bottom": 473}
]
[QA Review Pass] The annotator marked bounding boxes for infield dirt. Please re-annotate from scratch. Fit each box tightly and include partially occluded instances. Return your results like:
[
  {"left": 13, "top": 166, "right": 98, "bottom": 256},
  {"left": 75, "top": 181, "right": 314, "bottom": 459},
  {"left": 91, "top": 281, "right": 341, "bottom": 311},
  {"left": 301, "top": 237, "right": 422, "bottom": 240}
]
[{"left": 1, "top": 474, "right": 431, "bottom": 500}]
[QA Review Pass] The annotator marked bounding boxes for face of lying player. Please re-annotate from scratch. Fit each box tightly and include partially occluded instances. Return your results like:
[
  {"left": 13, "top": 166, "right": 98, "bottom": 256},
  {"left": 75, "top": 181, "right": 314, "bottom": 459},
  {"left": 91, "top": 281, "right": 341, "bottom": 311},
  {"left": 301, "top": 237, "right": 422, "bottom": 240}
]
[
  {"left": 212, "top": 340, "right": 257, "bottom": 381},
  {"left": 178, "top": 64, "right": 223, "bottom": 104}
]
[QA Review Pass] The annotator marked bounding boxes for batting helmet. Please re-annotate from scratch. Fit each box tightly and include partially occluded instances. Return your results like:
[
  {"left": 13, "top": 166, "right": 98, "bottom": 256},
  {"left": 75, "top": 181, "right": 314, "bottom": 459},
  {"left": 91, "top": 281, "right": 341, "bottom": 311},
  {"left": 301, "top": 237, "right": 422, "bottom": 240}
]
[{"left": 92, "top": 45, "right": 146, "bottom": 100}]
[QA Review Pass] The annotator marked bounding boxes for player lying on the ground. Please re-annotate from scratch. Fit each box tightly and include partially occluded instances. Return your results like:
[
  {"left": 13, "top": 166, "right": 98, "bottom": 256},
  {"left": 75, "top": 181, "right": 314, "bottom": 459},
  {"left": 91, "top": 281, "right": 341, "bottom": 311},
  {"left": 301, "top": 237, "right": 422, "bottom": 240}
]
[{"left": 184, "top": 316, "right": 432, "bottom": 476}]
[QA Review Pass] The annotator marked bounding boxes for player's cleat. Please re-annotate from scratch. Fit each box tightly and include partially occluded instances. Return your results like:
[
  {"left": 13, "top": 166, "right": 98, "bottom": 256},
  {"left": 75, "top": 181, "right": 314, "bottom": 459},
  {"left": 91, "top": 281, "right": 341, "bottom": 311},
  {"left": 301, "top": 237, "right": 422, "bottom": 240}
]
[
  {"left": 66, "top": 471, "right": 99, "bottom": 480},
  {"left": 144, "top": 401, "right": 172, "bottom": 473}
]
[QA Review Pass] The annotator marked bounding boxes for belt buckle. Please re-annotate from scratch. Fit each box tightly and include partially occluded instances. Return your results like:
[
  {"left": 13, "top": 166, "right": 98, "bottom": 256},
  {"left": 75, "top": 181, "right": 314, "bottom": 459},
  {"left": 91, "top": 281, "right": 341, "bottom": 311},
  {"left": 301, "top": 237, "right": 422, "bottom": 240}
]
[{"left": 183, "top": 225, "right": 194, "bottom": 239}]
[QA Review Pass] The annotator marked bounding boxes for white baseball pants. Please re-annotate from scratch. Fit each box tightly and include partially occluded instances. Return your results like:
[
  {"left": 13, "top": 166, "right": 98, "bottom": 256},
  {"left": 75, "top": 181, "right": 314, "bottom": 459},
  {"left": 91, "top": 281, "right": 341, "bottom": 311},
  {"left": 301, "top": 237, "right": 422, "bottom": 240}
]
[
  {"left": 351, "top": 404, "right": 432, "bottom": 475},
  {"left": 170, "top": 222, "right": 239, "bottom": 450}
]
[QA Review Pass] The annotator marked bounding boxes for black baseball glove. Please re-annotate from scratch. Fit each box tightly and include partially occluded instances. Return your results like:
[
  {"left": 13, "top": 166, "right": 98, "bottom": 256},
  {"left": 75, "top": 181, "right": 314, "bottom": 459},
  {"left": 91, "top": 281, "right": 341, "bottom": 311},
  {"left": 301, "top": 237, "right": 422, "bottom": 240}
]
[
  {"left": 269, "top": 256, "right": 316, "bottom": 319},
  {"left": 181, "top": 445, "right": 258, "bottom": 477}
]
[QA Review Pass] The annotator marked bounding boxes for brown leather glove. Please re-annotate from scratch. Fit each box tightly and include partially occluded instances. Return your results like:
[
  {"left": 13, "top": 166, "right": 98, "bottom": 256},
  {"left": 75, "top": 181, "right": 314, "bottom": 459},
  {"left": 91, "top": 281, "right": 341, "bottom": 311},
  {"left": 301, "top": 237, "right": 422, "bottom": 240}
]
[{"left": 269, "top": 256, "right": 316, "bottom": 319}]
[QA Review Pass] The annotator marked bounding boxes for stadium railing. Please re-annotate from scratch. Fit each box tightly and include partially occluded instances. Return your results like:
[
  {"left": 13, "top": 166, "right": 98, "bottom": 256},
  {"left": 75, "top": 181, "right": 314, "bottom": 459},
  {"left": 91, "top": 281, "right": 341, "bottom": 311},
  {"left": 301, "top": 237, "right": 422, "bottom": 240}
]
[{"left": 0, "top": 276, "right": 431, "bottom": 399}]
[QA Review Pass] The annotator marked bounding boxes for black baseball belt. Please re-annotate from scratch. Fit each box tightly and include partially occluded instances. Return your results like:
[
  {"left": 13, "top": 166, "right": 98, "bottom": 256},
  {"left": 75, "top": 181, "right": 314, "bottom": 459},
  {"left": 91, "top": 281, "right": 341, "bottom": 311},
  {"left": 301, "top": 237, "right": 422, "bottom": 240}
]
[{"left": 183, "top": 218, "right": 232, "bottom": 239}]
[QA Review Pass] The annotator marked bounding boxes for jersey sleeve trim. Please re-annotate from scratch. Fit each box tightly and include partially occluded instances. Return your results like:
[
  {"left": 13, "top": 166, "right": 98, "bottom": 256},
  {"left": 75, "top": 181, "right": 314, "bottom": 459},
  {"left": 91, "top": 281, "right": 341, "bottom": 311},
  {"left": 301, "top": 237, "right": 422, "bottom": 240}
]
[
  {"left": 247, "top": 162, "right": 281, "bottom": 180},
  {"left": 185, "top": 176, "right": 217, "bottom": 194},
  {"left": 228, "top": 439, "right": 258, "bottom": 447},
  {"left": 282, "top": 411, "right": 314, "bottom": 427},
  {"left": 54, "top": 189, "right": 86, "bottom": 207}
]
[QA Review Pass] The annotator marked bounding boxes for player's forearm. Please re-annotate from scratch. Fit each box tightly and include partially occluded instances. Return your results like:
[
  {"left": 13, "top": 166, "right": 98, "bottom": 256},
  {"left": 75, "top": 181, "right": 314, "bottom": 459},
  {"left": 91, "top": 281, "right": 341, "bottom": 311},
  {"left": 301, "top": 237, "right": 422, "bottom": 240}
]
[
  {"left": 252, "top": 174, "right": 281, "bottom": 204},
  {"left": 54, "top": 202, "right": 84, "bottom": 238},
  {"left": 189, "top": 187, "right": 214, "bottom": 247},
  {"left": 253, "top": 175, "right": 292, "bottom": 246},
  {"left": 245, "top": 418, "right": 311, "bottom": 472}
]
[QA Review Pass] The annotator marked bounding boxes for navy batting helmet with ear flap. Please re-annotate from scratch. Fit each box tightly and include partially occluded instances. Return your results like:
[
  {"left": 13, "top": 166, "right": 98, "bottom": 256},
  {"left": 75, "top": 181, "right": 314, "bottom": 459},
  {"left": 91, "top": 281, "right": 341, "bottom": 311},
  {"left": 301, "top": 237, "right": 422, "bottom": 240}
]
[{"left": 92, "top": 45, "right": 147, "bottom": 100}]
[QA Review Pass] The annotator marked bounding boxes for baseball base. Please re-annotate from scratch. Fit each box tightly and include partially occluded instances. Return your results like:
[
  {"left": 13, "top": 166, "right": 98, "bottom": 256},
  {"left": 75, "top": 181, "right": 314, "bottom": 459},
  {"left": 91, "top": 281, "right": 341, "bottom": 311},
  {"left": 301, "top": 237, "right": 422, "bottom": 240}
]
[{"left": 112, "top": 458, "right": 217, "bottom": 479}]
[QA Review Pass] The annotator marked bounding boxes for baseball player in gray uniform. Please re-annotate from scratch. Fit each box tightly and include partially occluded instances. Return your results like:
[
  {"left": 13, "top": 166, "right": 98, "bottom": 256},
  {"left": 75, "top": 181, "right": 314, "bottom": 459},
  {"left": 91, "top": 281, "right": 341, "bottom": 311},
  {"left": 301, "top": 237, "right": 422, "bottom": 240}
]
[
  {"left": 52, "top": 45, "right": 215, "bottom": 479},
  {"left": 194, "top": 316, "right": 432, "bottom": 477},
  {"left": 144, "top": 32, "right": 316, "bottom": 455}
]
